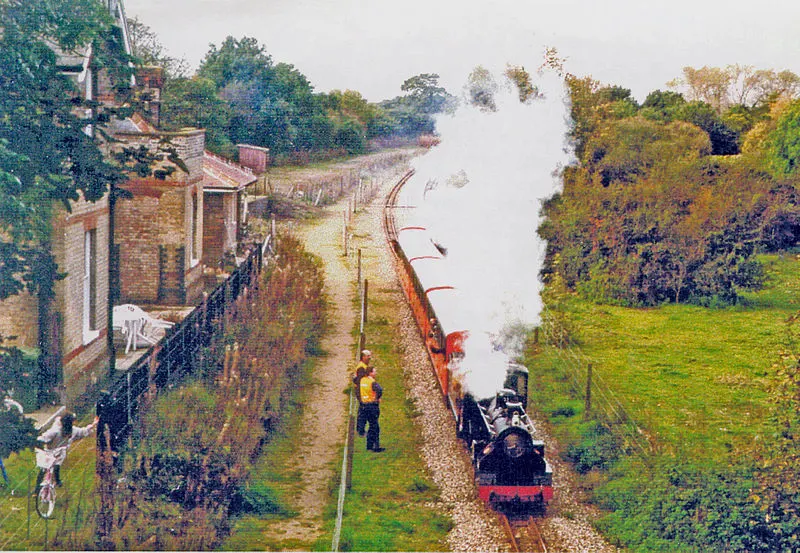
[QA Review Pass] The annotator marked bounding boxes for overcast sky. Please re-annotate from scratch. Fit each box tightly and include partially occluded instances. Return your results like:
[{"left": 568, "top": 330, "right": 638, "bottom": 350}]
[{"left": 124, "top": 0, "right": 800, "bottom": 103}]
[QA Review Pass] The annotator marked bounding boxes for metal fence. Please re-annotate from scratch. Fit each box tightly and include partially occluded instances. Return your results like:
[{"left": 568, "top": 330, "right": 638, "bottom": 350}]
[{"left": 96, "top": 241, "right": 267, "bottom": 454}]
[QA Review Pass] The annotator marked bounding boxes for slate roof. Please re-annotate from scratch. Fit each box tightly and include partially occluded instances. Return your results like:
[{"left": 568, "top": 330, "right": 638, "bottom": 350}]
[{"left": 202, "top": 151, "right": 257, "bottom": 192}]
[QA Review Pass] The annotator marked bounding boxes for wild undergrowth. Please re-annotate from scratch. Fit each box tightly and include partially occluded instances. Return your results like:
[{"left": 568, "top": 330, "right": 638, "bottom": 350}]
[{"left": 53, "top": 233, "right": 327, "bottom": 550}]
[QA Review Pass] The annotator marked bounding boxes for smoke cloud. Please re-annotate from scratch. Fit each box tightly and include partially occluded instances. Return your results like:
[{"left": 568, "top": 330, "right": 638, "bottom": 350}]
[{"left": 399, "top": 63, "right": 573, "bottom": 399}]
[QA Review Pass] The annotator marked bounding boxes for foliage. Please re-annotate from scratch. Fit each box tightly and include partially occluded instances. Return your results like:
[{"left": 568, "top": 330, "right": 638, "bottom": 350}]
[
  {"left": 465, "top": 65, "right": 499, "bottom": 111},
  {"left": 526, "top": 255, "right": 800, "bottom": 551},
  {"left": 765, "top": 98, "right": 800, "bottom": 176},
  {"left": 668, "top": 64, "right": 800, "bottom": 112},
  {"left": 0, "top": 410, "right": 36, "bottom": 460},
  {"left": 564, "top": 421, "right": 621, "bottom": 474},
  {"left": 542, "top": 65, "right": 800, "bottom": 307},
  {"left": 595, "top": 460, "right": 773, "bottom": 552},
  {"left": 0, "top": 345, "right": 39, "bottom": 411},
  {"left": 749, "top": 312, "right": 800, "bottom": 550},
  {"left": 104, "top": 234, "right": 327, "bottom": 549},
  {"left": 161, "top": 76, "right": 235, "bottom": 155}
]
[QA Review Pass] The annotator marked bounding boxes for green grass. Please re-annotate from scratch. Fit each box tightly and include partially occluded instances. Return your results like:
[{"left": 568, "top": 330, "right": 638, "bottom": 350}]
[
  {"left": 527, "top": 253, "right": 799, "bottom": 463},
  {"left": 224, "top": 208, "right": 451, "bottom": 551},
  {"left": 0, "top": 429, "right": 98, "bottom": 550},
  {"left": 335, "top": 257, "right": 451, "bottom": 551}
]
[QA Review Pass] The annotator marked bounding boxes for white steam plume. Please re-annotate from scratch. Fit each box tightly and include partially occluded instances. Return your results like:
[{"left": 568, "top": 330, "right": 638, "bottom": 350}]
[{"left": 404, "top": 63, "right": 573, "bottom": 399}]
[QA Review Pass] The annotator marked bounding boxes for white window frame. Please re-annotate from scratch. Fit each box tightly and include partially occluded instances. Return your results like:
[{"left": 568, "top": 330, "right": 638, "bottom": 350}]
[{"left": 83, "top": 228, "right": 100, "bottom": 345}]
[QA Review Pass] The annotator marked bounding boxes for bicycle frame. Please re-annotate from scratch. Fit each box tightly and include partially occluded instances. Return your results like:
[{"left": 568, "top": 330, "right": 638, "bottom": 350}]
[{"left": 34, "top": 446, "right": 67, "bottom": 519}]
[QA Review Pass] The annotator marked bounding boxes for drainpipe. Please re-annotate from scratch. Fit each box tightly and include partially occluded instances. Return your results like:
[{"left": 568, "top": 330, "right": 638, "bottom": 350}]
[{"left": 107, "top": 183, "right": 117, "bottom": 378}]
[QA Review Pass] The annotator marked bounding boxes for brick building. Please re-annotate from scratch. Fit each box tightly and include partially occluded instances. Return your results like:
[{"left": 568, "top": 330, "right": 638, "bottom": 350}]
[
  {"left": 0, "top": 0, "right": 134, "bottom": 403},
  {"left": 113, "top": 118, "right": 207, "bottom": 306},
  {"left": 202, "top": 151, "right": 257, "bottom": 267}
]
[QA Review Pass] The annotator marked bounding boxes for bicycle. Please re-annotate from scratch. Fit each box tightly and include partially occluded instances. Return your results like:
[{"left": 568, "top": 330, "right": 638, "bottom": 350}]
[{"left": 34, "top": 446, "right": 67, "bottom": 518}]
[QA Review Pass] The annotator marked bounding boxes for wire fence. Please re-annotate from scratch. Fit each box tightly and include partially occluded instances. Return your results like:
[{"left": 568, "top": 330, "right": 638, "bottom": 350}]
[
  {"left": 0, "top": 238, "right": 272, "bottom": 551},
  {"left": 538, "top": 301, "right": 655, "bottom": 457},
  {"left": 96, "top": 240, "right": 267, "bottom": 453}
]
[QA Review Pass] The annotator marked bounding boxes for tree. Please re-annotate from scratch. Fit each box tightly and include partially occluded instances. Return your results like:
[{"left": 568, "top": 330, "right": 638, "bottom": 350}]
[
  {"left": 400, "top": 73, "right": 453, "bottom": 114},
  {"left": 0, "top": 0, "right": 135, "bottom": 302},
  {"left": 127, "top": 16, "right": 188, "bottom": 78},
  {"left": 669, "top": 65, "right": 800, "bottom": 112},
  {"left": 161, "top": 77, "right": 234, "bottom": 155},
  {"left": 465, "top": 65, "right": 498, "bottom": 111},
  {"left": 765, "top": 99, "right": 800, "bottom": 176},
  {"left": 675, "top": 101, "right": 740, "bottom": 155}
]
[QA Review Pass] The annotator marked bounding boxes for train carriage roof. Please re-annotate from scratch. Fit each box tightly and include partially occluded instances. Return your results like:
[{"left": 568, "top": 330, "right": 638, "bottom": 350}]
[
  {"left": 397, "top": 227, "right": 443, "bottom": 262},
  {"left": 426, "top": 287, "right": 467, "bottom": 338},
  {"left": 411, "top": 257, "right": 453, "bottom": 294}
]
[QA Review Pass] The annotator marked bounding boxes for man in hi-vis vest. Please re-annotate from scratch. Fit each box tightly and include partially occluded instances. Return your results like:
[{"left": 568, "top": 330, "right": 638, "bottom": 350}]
[{"left": 359, "top": 366, "right": 384, "bottom": 452}]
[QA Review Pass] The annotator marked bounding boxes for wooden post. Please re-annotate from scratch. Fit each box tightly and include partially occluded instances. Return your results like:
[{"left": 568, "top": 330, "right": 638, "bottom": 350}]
[
  {"left": 584, "top": 363, "right": 593, "bottom": 420},
  {"left": 346, "top": 399, "right": 356, "bottom": 489},
  {"left": 534, "top": 327, "right": 539, "bottom": 344},
  {"left": 357, "top": 249, "right": 362, "bottom": 296},
  {"left": 362, "top": 279, "right": 368, "bottom": 330}
]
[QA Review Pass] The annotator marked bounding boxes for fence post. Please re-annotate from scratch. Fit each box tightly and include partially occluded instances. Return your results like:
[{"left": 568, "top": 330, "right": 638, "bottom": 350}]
[
  {"left": 346, "top": 393, "right": 355, "bottom": 490},
  {"left": 584, "top": 363, "right": 593, "bottom": 420},
  {"left": 357, "top": 249, "right": 362, "bottom": 298},
  {"left": 342, "top": 211, "right": 348, "bottom": 256},
  {"left": 362, "top": 279, "right": 368, "bottom": 331},
  {"left": 126, "top": 371, "right": 132, "bottom": 427},
  {"left": 26, "top": 472, "right": 31, "bottom": 539}
]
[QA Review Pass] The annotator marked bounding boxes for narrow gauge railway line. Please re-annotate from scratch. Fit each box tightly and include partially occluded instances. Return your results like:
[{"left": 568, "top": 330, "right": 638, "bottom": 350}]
[
  {"left": 384, "top": 170, "right": 553, "bottom": 553},
  {"left": 382, "top": 169, "right": 414, "bottom": 244},
  {"left": 501, "top": 514, "right": 548, "bottom": 553}
]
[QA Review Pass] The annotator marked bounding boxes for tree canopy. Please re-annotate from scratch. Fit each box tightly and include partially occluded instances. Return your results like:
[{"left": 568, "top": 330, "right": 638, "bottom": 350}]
[
  {"left": 0, "top": 0, "right": 134, "bottom": 300},
  {"left": 542, "top": 65, "right": 800, "bottom": 307}
]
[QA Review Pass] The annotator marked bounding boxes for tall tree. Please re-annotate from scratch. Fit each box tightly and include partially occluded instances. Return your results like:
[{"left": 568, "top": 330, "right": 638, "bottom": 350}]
[{"left": 0, "top": 0, "right": 133, "bottom": 301}]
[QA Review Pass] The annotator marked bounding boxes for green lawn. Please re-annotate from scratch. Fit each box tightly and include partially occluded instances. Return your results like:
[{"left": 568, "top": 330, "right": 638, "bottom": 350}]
[{"left": 528, "top": 253, "right": 799, "bottom": 462}]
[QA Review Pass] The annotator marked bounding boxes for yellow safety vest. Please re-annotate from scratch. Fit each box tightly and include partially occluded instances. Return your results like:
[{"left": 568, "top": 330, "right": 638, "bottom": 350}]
[{"left": 360, "top": 376, "right": 377, "bottom": 403}]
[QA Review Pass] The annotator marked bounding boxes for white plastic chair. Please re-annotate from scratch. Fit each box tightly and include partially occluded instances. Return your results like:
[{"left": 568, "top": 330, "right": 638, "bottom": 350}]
[{"left": 112, "top": 304, "right": 175, "bottom": 354}]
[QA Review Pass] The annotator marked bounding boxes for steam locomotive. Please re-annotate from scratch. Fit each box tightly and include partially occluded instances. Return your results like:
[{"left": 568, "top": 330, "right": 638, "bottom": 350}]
[{"left": 387, "top": 174, "right": 553, "bottom": 511}]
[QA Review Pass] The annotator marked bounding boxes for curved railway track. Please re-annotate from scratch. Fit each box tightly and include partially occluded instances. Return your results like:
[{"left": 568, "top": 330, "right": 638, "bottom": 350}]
[
  {"left": 384, "top": 170, "right": 552, "bottom": 553},
  {"left": 382, "top": 169, "right": 414, "bottom": 247}
]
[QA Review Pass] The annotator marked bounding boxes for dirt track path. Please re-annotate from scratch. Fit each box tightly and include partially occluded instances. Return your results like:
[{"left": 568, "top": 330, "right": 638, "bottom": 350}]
[
  {"left": 271, "top": 197, "right": 356, "bottom": 545},
  {"left": 251, "top": 157, "right": 410, "bottom": 548}
]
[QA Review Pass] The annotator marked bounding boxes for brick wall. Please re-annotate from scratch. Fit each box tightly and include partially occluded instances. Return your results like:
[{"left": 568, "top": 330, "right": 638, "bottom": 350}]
[
  {"left": 115, "top": 128, "right": 206, "bottom": 306},
  {"left": 0, "top": 293, "right": 38, "bottom": 349},
  {"left": 237, "top": 144, "right": 270, "bottom": 173},
  {"left": 52, "top": 197, "right": 111, "bottom": 402},
  {"left": 203, "top": 193, "right": 225, "bottom": 266}
]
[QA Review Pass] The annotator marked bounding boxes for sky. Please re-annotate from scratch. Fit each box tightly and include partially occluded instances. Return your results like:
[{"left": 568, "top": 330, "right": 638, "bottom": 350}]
[{"left": 124, "top": 0, "right": 800, "bottom": 103}]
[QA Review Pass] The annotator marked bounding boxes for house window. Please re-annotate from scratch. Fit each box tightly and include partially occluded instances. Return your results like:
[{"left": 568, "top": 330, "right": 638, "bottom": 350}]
[{"left": 83, "top": 228, "right": 100, "bottom": 344}]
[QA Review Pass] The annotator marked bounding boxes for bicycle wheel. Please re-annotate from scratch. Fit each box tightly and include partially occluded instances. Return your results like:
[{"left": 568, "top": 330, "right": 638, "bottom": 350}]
[{"left": 36, "top": 483, "right": 56, "bottom": 518}]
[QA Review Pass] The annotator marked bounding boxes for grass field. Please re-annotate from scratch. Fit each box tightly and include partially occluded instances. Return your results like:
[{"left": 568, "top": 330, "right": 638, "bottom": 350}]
[{"left": 527, "top": 252, "right": 799, "bottom": 462}]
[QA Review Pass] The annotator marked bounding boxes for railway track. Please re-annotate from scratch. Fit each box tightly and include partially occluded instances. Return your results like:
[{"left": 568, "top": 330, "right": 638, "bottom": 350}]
[
  {"left": 382, "top": 169, "right": 414, "bottom": 245},
  {"left": 501, "top": 514, "right": 548, "bottom": 553}
]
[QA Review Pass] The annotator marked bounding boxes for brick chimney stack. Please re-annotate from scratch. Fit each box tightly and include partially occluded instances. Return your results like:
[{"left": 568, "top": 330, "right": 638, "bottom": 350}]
[{"left": 135, "top": 66, "right": 164, "bottom": 126}]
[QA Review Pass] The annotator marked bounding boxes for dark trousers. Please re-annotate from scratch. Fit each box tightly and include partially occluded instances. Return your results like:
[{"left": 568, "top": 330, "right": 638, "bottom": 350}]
[
  {"left": 356, "top": 403, "right": 367, "bottom": 436},
  {"left": 362, "top": 403, "right": 380, "bottom": 450}
]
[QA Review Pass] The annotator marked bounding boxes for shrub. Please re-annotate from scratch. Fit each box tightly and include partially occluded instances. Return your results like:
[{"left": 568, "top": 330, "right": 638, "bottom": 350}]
[
  {"left": 565, "top": 421, "right": 621, "bottom": 474},
  {"left": 595, "top": 459, "right": 775, "bottom": 552},
  {"left": 0, "top": 409, "right": 36, "bottom": 459}
]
